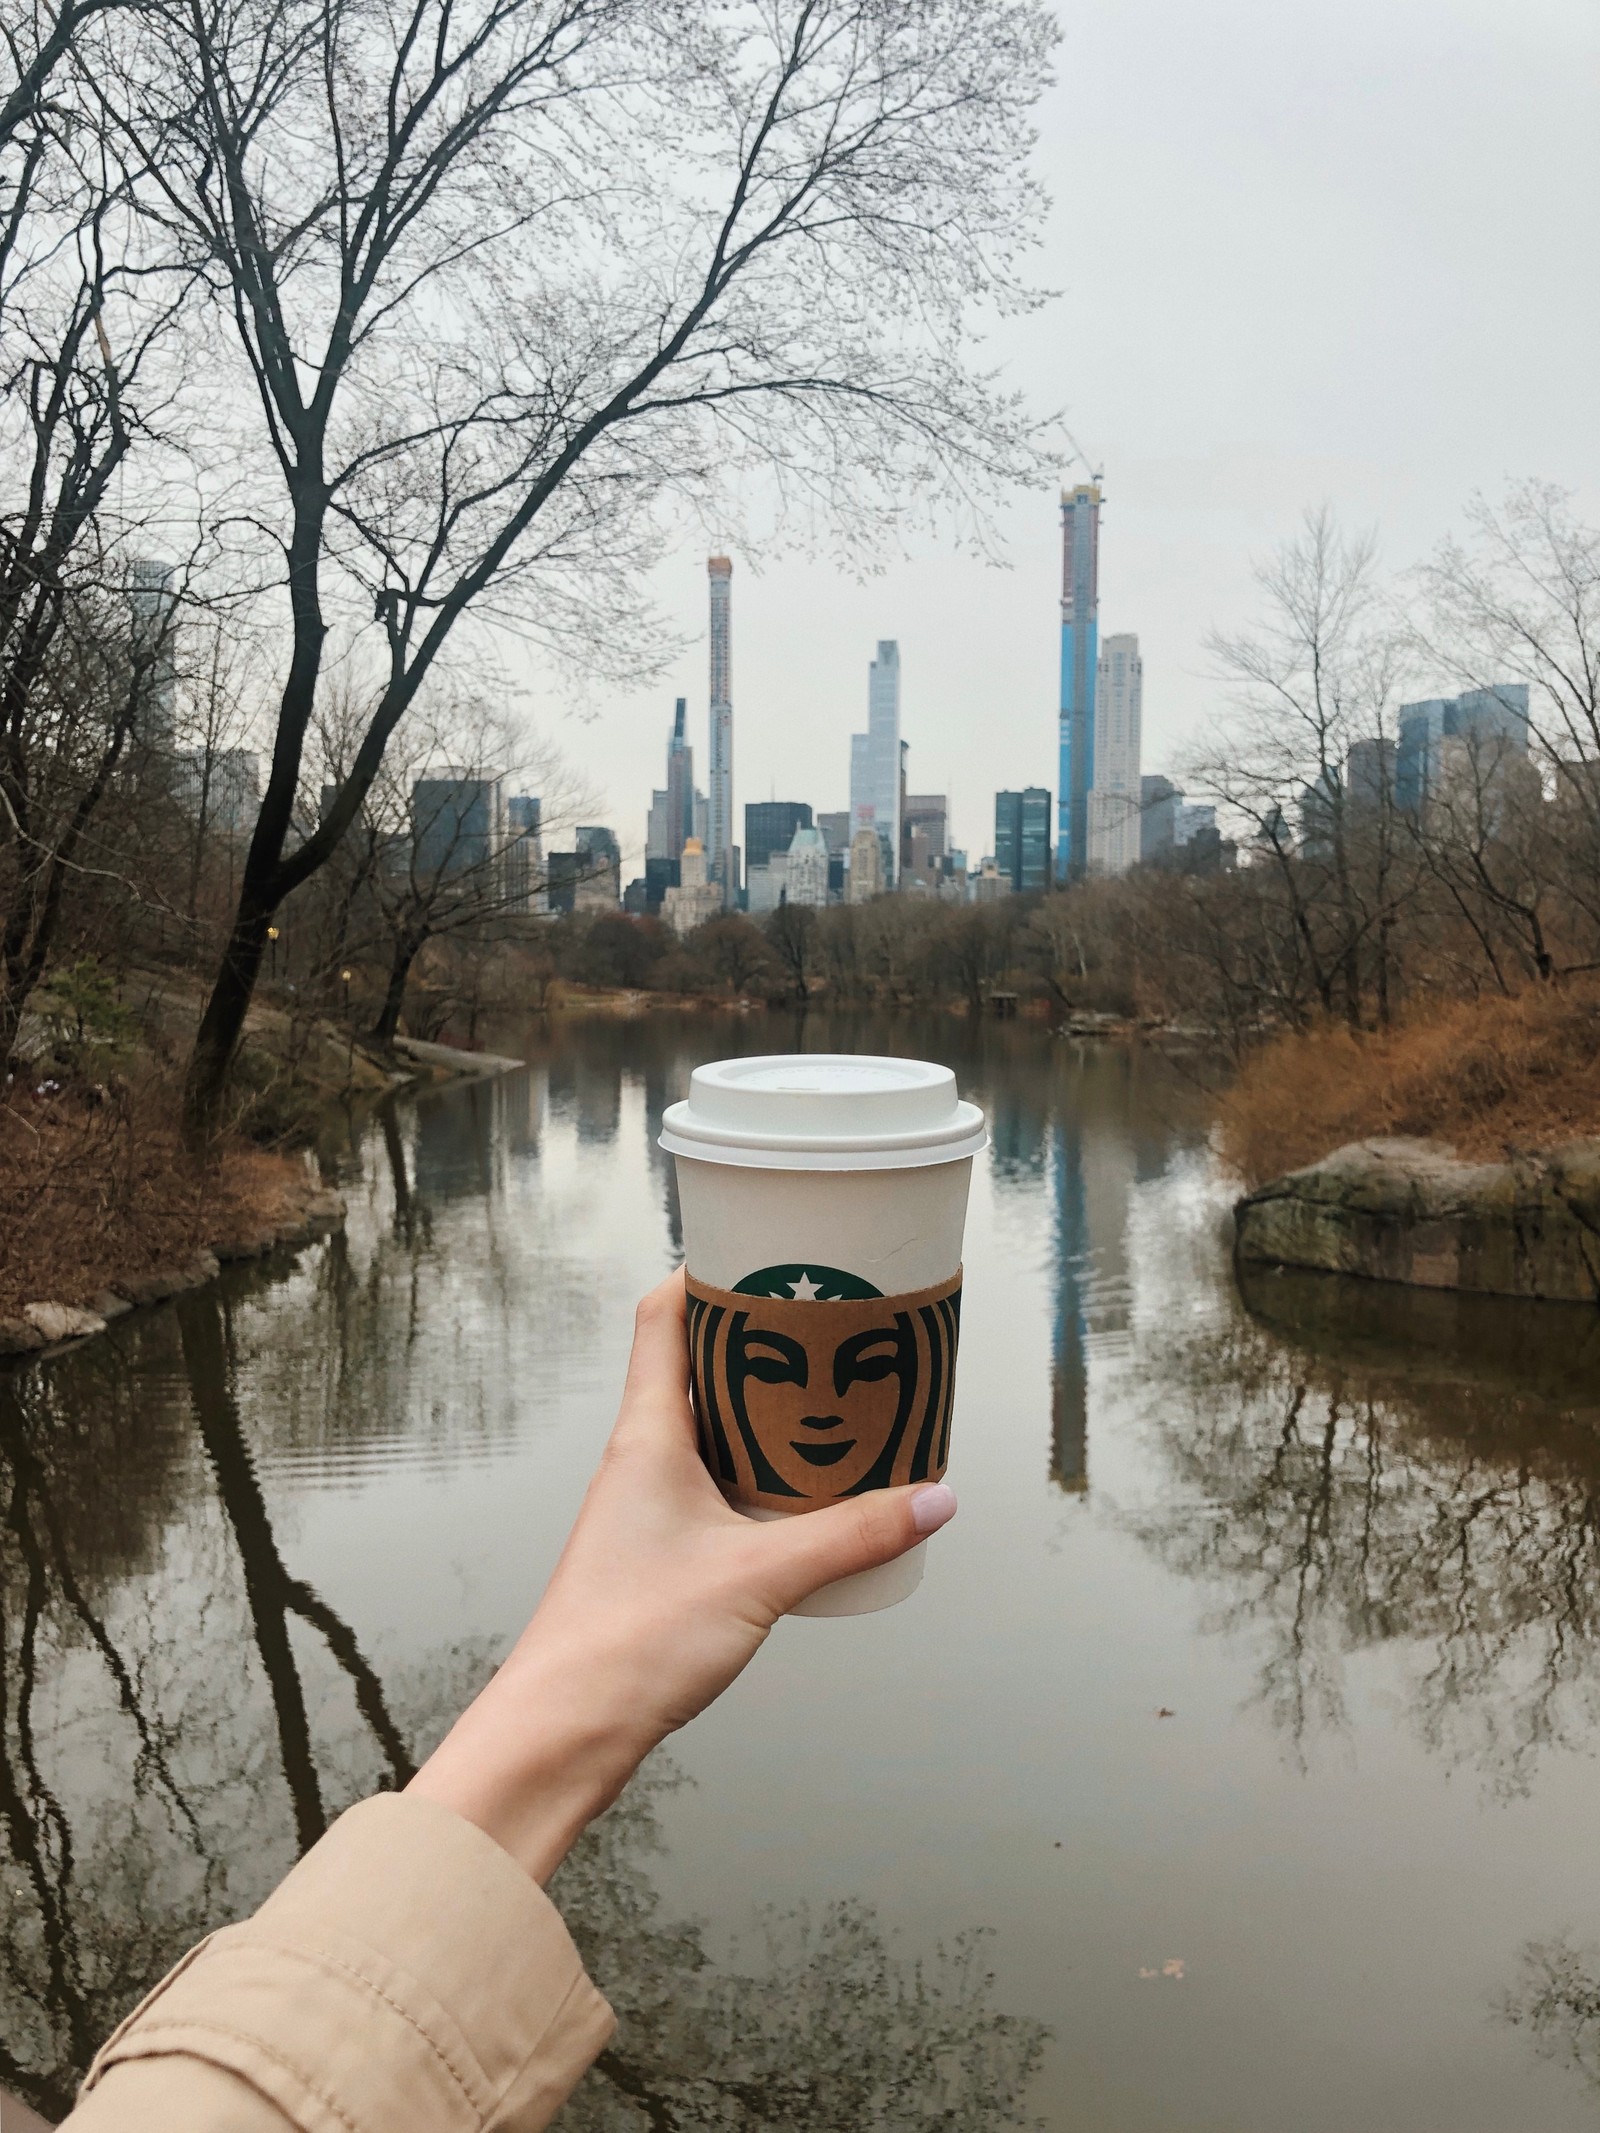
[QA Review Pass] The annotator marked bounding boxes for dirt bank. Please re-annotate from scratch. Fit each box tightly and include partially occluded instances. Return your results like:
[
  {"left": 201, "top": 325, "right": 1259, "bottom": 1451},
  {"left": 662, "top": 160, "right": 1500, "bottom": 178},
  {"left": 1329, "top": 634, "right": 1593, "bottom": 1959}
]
[
  {"left": 1217, "top": 983, "right": 1600, "bottom": 1191},
  {"left": 0, "top": 1070, "right": 339, "bottom": 1334}
]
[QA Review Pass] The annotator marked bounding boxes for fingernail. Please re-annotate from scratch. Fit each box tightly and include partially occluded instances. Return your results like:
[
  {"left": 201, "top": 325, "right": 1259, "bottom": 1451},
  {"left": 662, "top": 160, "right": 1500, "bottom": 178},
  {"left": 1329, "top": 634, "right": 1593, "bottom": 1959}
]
[{"left": 910, "top": 1483, "right": 957, "bottom": 1535}]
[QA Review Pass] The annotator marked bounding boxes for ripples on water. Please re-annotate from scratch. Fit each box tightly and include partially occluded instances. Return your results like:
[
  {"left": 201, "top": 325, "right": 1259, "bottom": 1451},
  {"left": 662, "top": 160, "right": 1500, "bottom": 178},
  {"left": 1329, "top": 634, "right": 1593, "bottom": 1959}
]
[{"left": 2, "top": 1011, "right": 1600, "bottom": 2129}]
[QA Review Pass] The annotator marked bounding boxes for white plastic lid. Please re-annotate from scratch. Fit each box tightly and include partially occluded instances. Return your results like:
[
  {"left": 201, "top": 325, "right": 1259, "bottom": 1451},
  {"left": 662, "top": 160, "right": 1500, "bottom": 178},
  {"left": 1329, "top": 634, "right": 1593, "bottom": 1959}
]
[{"left": 659, "top": 1053, "right": 987, "bottom": 1171}]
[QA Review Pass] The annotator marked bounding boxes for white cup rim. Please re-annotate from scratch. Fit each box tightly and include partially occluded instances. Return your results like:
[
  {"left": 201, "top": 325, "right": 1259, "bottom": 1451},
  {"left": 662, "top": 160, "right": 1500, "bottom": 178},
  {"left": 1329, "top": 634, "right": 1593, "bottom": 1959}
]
[{"left": 659, "top": 1051, "right": 987, "bottom": 1170}]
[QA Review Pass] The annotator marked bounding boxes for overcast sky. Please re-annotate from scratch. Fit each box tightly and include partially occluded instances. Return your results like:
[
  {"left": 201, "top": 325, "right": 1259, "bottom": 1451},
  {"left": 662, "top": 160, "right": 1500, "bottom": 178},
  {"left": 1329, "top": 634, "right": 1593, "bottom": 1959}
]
[{"left": 539, "top": 0, "right": 1600, "bottom": 868}]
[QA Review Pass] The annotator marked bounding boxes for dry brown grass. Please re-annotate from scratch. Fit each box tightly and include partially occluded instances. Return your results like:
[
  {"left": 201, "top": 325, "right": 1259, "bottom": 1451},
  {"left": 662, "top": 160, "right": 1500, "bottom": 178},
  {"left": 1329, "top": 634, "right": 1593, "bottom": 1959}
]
[
  {"left": 1216, "top": 982, "right": 1600, "bottom": 1189},
  {"left": 0, "top": 1067, "right": 311, "bottom": 1317}
]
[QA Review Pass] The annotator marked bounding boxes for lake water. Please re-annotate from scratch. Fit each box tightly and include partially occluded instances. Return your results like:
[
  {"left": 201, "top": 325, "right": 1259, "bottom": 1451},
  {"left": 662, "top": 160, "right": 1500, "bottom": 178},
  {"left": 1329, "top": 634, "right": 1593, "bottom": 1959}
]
[{"left": 5, "top": 1011, "right": 1600, "bottom": 2129}]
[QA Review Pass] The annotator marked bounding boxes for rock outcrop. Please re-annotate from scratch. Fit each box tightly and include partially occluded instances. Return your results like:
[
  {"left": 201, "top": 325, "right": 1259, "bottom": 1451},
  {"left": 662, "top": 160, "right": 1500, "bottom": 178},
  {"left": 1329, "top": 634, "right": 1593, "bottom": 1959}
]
[
  {"left": 1234, "top": 1136, "right": 1600, "bottom": 1302},
  {"left": 23, "top": 1302, "right": 106, "bottom": 1342}
]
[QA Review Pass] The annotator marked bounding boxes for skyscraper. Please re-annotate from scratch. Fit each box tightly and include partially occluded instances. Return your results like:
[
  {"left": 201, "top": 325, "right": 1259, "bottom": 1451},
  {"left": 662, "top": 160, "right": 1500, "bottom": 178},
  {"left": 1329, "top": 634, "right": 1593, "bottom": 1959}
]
[
  {"left": 506, "top": 794, "right": 543, "bottom": 912},
  {"left": 573, "top": 824, "right": 621, "bottom": 909},
  {"left": 1058, "top": 483, "right": 1101, "bottom": 879},
  {"left": 783, "top": 824, "right": 830, "bottom": 907},
  {"left": 744, "top": 800, "right": 813, "bottom": 874},
  {"left": 1396, "top": 685, "right": 1530, "bottom": 819},
  {"left": 1086, "top": 631, "right": 1142, "bottom": 874},
  {"left": 847, "top": 826, "right": 884, "bottom": 902},
  {"left": 903, "top": 795, "right": 948, "bottom": 859},
  {"left": 1140, "top": 774, "right": 1179, "bottom": 862},
  {"left": 665, "top": 696, "right": 695, "bottom": 864},
  {"left": 849, "top": 639, "right": 901, "bottom": 888},
  {"left": 707, "top": 557, "right": 735, "bottom": 903},
  {"left": 412, "top": 770, "right": 506, "bottom": 879},
  {"left": 995, "top": 788, "right": 1052, "bottom": 893}
]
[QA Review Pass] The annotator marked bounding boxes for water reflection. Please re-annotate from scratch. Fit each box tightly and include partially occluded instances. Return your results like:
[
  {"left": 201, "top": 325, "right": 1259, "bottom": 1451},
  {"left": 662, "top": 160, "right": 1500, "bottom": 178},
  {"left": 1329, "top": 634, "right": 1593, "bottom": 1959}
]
[
  {"left": 9, "top": 1012, "right": 1599, "bottom": 2127},
  {"left": 1046, "top": 1046, "right": 1181, "bottom": 1497},
  {"left": 0, "top": 1047, "right": 1048, "bottom": 2124},
  {"left": 1134, "top": 1260, "right": 1600, "bottom": 1790},
  {"left": 0, "top": 1297, "right": 429, "bottom": 2118},
  {"left": 556, "top": 1767, "right": 1046, "bottom": 2131},
  {"left": 1503, "top": 1934, "right": 1600, "bottom": 2099}
]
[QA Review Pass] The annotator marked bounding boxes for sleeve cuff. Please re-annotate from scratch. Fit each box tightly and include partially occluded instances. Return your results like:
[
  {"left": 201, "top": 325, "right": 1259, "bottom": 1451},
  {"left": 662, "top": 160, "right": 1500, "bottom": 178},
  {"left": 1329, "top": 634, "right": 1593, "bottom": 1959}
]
[{"left": 80, "top": 1793, "right": 615, "bottom": 2133}]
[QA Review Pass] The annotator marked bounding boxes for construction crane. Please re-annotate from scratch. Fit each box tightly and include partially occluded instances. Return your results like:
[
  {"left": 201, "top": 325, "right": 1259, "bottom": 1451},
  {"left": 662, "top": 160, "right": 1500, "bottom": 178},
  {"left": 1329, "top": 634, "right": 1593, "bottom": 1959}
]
[{"left": 1061, "top": 426, "right": 1104, "bottom": 493}]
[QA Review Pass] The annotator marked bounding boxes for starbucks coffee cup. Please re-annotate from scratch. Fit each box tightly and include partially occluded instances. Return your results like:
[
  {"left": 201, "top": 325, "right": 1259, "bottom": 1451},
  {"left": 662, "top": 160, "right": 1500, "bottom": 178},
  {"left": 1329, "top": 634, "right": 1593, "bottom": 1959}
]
[{"left": 660, "top": 1054, "right": 986, "bottom": 1617}]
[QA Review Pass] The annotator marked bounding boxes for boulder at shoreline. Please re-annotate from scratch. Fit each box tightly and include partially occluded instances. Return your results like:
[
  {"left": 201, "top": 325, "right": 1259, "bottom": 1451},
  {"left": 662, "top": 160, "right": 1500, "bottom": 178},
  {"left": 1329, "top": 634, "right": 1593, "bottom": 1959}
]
[{"left": 1234, "top": 1136, "right": 1600, "bottom": 1302}]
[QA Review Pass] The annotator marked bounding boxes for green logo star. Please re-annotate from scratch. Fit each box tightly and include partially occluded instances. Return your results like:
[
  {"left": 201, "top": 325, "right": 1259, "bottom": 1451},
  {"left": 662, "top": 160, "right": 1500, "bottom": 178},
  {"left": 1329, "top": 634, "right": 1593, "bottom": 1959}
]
[{"left": 732, "top": 1263, "right": 883, "bottom": 1300}]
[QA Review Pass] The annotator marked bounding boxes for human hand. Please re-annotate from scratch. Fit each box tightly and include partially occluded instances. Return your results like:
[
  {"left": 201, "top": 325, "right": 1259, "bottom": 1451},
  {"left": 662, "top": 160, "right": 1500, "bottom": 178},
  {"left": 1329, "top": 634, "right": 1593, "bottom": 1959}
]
[{"left": 408, "top": 1268, "right": 956, "bottom": 1882}]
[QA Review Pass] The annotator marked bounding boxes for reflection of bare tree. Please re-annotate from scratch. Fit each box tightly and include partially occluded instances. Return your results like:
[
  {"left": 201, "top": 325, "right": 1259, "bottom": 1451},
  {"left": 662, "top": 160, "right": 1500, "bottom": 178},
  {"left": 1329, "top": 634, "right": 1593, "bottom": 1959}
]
[
  {"left": 555, "top": 1765, "right": 1048, "bottom": 2133},
  {"left": 177, "top": 1293, "right": 415, "bottom": 1847},
  {"left": 1501, "top": 1935, "right": 1600, "bottom": 2100},
  {"left": 0, "top": 1296, "right": 428, "bottom": 2116},
  {"left": 1131, "top": 1267, "right": 1600, "bottom": 1791},
  {"left": 1, "top": 1276, "right": 1045, "bottom": 2128}
]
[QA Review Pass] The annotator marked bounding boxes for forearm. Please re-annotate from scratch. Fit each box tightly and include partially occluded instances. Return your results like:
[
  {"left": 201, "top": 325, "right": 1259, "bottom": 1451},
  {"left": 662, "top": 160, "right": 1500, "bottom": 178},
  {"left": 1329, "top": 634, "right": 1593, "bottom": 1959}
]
[{"left": 63, "top": 1794, "right": 614, "bottom": 2133}]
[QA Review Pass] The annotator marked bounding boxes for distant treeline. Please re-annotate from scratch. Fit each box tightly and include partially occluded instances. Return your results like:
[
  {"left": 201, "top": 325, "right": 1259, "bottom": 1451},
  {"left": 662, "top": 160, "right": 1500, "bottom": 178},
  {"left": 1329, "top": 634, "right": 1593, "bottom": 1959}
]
[{"left": 18, "top": 492, "right": 1600, "bottom": 1071}]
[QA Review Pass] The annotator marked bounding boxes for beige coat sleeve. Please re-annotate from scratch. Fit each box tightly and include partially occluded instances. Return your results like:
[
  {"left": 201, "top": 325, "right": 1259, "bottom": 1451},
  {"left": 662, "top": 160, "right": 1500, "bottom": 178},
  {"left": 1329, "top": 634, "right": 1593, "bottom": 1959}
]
[{"left": 61, "top": 1792, "right": 615, "bottom": 2133}]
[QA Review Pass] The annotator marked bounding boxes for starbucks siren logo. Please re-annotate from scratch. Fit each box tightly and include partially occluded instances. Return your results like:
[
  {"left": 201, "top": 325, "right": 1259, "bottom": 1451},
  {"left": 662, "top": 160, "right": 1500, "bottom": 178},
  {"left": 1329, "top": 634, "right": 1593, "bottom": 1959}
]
[
  {"left": 686, "top": 1263, "right": 962, "bottom": 1506},
  {"left": 732, "top": 1263, "right": 882, "bottom": 1301}
]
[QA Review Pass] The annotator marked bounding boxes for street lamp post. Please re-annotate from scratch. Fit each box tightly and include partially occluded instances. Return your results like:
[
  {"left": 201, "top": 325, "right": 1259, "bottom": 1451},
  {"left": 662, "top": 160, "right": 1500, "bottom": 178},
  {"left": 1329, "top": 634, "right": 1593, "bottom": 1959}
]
[
  {"left": 266, "top": 924, "right": 280, "bottom": 982},
  {"left": 341, "top": 969, "right": 354, "bottom": 1081}
]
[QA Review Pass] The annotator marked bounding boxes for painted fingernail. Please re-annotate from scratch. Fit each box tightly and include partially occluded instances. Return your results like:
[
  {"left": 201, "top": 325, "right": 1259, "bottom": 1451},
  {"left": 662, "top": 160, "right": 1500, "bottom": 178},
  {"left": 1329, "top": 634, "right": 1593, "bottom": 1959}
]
[{"left": 910, "top": 1483, "right": 957, "bottom": 1535}]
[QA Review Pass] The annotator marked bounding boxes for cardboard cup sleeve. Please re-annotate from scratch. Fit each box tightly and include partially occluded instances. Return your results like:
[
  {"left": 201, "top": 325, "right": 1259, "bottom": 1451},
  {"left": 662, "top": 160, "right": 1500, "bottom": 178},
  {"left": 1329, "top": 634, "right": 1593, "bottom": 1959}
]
[{"left": 685, "top": 1270, "right": 963, "bottom": 1513}]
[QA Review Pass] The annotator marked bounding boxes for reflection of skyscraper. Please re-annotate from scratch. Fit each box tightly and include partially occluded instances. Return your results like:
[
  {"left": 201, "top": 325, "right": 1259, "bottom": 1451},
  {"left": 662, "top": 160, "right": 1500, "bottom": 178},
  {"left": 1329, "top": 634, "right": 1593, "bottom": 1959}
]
[
  {"left": 576, "top": 1061, "right": 622, "bottom": 1144},
  {"left": 1058, "top": 484, "right": 1101, "bottom": 880},
  {"left": 1050, "top": 1110, "right": 1089, "bottom": 1493},
  {"left": 1048, "top": 1051, "right": 1140, "bottom": 1495},
  {"left": 642, "top": 1048, "right": 690, "bottom": 1253},
  {"left": 499, "top": 1066, "right": 543, "bottom": 1161},
  {"left": 413, "top": 1082, "right": 498, "bottom": 1201},
  {"left": 707, "top": 558, "right": 735, "bottom": 903}
]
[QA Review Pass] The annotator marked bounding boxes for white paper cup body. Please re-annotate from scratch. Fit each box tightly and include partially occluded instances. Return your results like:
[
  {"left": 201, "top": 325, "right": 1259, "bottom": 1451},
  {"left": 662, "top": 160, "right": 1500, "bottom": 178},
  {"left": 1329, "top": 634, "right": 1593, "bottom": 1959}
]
[
  {"left": 673, "top": 1157, "right": 971, "bottom": 1294},
  {"left": 662, "top": 1055, "right": 983, "bottom": 1617}
]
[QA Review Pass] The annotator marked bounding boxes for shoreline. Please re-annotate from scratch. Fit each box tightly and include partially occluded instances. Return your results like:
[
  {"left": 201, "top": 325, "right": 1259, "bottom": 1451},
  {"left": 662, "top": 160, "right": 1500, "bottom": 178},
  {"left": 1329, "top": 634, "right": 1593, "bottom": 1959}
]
[
  {"left": 0, "top": 1034, "right": 524, "bottom": 1368},
  {"left": 2, "top": 1005, "right": 1200, "bottom": 1369},
  {"left": 0, "top": 1171, "right": 351, "bottom": 1365}
]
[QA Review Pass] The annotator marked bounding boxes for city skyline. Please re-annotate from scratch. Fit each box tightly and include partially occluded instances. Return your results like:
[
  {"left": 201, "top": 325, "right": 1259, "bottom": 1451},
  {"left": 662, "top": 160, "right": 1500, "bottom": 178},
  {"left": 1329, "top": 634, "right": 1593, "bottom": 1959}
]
[
  {"left": 514, "top": 3, "right": 1596, "bottom": 858},
  {"left": 625, "top": 489, "right": 1144, "bottom": 897}
]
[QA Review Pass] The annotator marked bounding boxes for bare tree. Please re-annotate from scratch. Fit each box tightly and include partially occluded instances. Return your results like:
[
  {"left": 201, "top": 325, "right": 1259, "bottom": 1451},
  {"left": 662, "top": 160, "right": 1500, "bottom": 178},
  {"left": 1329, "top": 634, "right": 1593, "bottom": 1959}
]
[
  {"left": 1409, "top": 723, "right": 1564, "bottom": 987},
  {"left": 763, "top": 899, "right": 818, "bottom": 1002},
  {"left": 1, "top": 10, "right": 194, "bottom": 1064},
  {"left": 331, "top": 698, "right": 573, "bottom": 1045},
  {"left": 1195, "top": 508, "right": 1414, "bottom": 1029},
  {"left": 1417, "top": 482, "right": 1600, "bottom": 779},
  {"left": 93, "top": 0, "right": 1056, "bottom": 1132},
  {"left": 1416, "top": 482, "right": 1600, "bottom": 971},
  {"left": 695, "top": 912, "right": 771, "bottom": 995}
]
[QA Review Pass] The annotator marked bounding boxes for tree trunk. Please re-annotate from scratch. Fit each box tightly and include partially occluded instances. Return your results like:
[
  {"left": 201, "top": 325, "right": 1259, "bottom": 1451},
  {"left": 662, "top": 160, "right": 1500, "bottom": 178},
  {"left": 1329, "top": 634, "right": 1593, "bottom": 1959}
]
[
  {"left": 182, "top": 499, "right": 331, "bottom": 1139},
  {"left": 0, "top": 978, "right": 25, "bottom": 1076},
  {"left": 371, "top": 933, "right": 422, "bottom": 1046},
  {"left": 182, "top": 886, "right": 275, "bottom": 1143}
]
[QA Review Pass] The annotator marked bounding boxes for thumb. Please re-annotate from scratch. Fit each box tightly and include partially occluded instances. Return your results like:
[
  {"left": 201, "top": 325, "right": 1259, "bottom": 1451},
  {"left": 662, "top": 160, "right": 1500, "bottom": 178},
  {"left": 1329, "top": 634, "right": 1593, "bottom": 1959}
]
[{"left": 758, "top": 1484, "right": 958, "bottom": 1615}]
